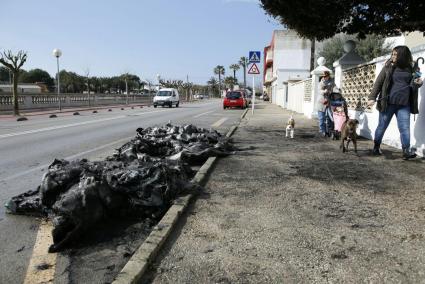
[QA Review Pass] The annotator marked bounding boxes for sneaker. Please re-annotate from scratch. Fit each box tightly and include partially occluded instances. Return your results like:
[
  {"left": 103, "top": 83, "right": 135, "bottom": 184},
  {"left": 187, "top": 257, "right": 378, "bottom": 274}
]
[{"left": 403, "top": 148, "right": 417, "bottom": 160}]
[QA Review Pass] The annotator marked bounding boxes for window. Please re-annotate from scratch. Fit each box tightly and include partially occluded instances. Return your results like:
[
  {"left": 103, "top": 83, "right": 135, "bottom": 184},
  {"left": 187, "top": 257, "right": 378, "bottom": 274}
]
[
  {"left": 226, "top": 92, "right": 242, "bottom": 99},
  {"left": 157, "top": 90, "right": 172, "bottom": 97}
]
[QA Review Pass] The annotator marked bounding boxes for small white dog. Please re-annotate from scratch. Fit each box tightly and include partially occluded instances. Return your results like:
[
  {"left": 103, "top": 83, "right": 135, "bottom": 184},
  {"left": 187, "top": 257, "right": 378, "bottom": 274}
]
[{"left": 286, "top": 115, "right": 295, "bottom": 138}]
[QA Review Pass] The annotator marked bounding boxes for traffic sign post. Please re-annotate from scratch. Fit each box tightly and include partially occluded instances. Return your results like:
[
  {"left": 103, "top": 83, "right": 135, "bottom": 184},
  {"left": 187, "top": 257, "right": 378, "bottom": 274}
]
[
  {"left": 248, "top": 51, "right": 261, "bottom": 115},
  {"left": 249, "top": 51, "right": 261, "bottom": 63},
  {"left": 247, "top": 63, "right": 260, "bottom": 75}
]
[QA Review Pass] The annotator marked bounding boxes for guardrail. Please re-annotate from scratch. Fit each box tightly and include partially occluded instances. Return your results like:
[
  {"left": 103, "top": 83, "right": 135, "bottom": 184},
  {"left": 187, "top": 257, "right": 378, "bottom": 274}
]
[{"left": 0, "top": 93, "right": 154, "bottom": 111}]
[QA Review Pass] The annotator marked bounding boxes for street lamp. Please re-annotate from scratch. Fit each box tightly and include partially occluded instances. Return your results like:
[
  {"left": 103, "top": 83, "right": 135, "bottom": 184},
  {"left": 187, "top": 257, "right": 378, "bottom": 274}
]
[
  {"left": 53, "top": 48, "right": 62, "bottom": 111},
  {"left": 156, "top": 74, "right": 161, "bottom": 92}
]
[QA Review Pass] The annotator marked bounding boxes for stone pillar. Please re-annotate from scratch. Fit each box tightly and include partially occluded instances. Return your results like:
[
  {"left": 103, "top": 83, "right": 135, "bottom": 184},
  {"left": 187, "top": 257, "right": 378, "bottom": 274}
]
[
  {"left": 333, "top": 40, "right": 366, "bottom": 88},
  {"left": 309, "top": 57, "right": 332, "bottom": 118}
]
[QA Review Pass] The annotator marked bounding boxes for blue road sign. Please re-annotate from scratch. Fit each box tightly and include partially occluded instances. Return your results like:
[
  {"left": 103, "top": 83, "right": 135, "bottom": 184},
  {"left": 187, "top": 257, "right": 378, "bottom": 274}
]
[{"left": 249, "top": 51, "right": 261, "bottom": 63}]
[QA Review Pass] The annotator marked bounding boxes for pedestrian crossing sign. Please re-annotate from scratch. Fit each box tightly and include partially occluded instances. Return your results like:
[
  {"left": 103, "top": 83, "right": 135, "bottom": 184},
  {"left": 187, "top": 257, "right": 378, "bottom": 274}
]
[
  {"left": 248, "top": 63, "right": 260, "bottom": 74},
  {"left": 249, "top": 51, "right": 261, "bottom": 63}
]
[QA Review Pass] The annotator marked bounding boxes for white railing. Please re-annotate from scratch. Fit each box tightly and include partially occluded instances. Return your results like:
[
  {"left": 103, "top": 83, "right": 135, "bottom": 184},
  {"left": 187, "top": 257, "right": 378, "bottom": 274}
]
[{"left": 0, "top": 93, "right": 153, "bottom": 111}]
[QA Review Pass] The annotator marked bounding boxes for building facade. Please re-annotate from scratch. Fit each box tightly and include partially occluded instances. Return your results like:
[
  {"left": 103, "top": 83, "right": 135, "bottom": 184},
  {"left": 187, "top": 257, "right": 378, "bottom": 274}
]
[
  {"left": 0, "top": 83, "right": 42, "bottom": 94},
  {"left": 263, "top": 30, "right": 312, "bottom": 108}
]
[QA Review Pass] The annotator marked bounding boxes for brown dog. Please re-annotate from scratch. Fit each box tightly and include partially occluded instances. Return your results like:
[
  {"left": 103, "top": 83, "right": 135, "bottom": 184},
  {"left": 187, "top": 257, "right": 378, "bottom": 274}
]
[{"left": 340, "top": 119, "right": 359, "bottom": 153}]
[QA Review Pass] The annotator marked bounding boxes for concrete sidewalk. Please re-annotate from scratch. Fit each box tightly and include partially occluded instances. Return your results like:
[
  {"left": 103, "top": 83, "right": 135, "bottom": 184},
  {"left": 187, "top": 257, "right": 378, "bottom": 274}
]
[{"left": 146, "top": 102, "right": 425, "bottom": 283}]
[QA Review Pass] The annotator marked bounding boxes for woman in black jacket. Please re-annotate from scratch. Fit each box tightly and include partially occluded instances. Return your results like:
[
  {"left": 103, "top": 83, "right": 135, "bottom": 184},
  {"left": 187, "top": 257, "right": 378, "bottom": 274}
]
[{"left": 367, "top": 46, "right": 423, "bottom": 160}]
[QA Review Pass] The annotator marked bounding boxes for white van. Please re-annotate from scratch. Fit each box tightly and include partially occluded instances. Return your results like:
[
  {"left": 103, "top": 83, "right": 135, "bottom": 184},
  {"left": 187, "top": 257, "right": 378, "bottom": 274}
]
[{"left": 153, "top": 88, "right": 180, "bottom": 108}]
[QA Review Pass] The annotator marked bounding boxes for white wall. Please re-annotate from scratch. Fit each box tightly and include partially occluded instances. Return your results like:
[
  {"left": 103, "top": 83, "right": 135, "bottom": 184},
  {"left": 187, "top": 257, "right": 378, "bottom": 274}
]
[
  {"left": 269, "top": 30, "right": 311, "bottom": 109},
  {"left": 287, "top": 81, "right": 304, "bottom": 113}
]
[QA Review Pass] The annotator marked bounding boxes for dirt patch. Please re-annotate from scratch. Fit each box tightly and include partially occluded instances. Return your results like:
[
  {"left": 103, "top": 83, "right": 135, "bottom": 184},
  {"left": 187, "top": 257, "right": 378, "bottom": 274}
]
[
  {"left": 67, "top": 217, "right": 154, "bottom": 284},
  {"left": 145, "top": 107, "right": 425, "bottom": 283}
]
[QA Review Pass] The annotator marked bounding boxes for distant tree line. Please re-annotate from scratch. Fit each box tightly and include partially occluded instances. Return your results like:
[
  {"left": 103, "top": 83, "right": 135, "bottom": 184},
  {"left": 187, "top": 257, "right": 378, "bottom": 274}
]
[{"left": 0, "top": 66, "right": 146, "bottom": 94}]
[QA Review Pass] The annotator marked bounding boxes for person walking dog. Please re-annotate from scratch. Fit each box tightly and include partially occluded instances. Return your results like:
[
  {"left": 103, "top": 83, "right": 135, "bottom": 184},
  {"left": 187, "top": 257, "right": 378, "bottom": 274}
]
[
  {"left": 317, "top": 71, "right": 334, "bottom": 137},
  {"left": 367, "top": 45, "right": 423, "bottom": 160}
]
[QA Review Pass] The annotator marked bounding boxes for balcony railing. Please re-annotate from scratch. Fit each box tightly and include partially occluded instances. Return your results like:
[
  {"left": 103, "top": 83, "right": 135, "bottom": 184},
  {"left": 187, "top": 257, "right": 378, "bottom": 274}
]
[{"left": 266, "top": 50, "right": 273, "bottom": 63}]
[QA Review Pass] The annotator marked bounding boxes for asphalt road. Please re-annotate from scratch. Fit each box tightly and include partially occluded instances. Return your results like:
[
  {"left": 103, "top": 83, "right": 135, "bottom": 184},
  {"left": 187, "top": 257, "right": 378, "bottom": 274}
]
[{"left": 0, "top": 100, "right": 243, "bottom": 284}]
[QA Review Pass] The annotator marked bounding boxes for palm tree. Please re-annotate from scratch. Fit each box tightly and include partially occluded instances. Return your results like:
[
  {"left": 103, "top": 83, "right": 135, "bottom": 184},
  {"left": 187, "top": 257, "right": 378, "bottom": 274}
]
[
  {"left": 214, "top": 65, "right": 225, "bottom": 95},
  {"left": 239, "top": 57, "right": 248, "bottom": 89},
  {"left": 207, "top": 77, "right": 219, "bottom": 97},
  {"left": 229, "top": 64, "right": 240, "bottom": 81},
  {"left": 224, "top": 76, "right": 237, "bottom": 90}
]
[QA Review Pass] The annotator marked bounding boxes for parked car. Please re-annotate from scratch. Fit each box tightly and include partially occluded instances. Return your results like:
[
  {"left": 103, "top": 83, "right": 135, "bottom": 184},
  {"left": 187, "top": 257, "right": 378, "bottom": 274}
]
[
  {"left": 244, "top": 89, "right": 252, "bottom": 105},
  {"left": 153, "top": 88, "right": 180, "bottom": 108},
  {"left": 223, "top": 90, "right": 247, "bottom": 109}
]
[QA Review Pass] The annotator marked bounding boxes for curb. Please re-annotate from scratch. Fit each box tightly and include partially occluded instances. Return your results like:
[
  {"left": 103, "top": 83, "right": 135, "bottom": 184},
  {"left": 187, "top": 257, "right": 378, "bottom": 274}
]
[
  {"left": 112, "top": 126, "right": 236, "bottom": 284},
  {"left": 241, "top": 108, "right": 248, "bottom": 119},
  {"left": 226, "top": 125, "right": 238, "bottom": 138}
]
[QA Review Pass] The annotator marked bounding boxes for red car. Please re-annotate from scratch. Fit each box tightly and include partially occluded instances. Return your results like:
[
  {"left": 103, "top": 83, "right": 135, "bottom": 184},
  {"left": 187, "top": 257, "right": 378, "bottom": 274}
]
[{"left": 223, "top": 91, "right": 247, "bottom": 109}]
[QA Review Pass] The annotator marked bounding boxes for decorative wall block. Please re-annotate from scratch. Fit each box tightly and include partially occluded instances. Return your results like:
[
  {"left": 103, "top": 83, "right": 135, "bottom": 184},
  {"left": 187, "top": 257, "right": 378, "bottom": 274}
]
[{"left": 341, "top": 63, "right": 376, "bottom": 111}]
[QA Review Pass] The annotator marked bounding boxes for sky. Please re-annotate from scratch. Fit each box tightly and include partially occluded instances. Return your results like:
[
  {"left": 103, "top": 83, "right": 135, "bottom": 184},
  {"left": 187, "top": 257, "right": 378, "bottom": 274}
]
[{"left": 1, "top": 0, "right": 281, "bottom": 85}]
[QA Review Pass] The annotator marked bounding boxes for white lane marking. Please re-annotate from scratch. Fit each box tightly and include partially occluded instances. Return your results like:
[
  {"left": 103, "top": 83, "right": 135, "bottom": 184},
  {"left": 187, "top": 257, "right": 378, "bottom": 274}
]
[
  {"left": 193, "top": 110, "right": 214, "bottom": 118},
  {"left": 211, "top": 117, "right": 228, "bottom": 128},
  {"left": 0, "top": 136, "right": 133, "bottom": 182},
  {"left": 0, "top": 110, "right": 168, "bottom": 139}
]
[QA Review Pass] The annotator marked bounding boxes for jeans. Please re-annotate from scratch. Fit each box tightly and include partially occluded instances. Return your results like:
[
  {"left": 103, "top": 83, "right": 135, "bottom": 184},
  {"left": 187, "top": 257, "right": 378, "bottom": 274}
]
[
  {"left": 317, "top": 111, "right": 326, "bottom": 134},
  {"left": 374, "top": 104, "right": 411, "bottom": 149}
]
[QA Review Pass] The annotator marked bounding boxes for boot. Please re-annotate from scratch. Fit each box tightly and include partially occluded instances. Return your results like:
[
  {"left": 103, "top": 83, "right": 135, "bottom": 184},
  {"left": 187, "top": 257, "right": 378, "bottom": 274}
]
[
  {"left": 372, "top": 142, "right": 382, "bottom": 156},
  {"left": 402, "top": 148, "right": 417, "bottom": 160}
]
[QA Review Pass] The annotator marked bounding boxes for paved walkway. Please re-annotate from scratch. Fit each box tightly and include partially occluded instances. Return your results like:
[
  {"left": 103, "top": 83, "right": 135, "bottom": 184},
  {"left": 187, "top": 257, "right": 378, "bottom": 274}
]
[{"left": 146, "top": 102, "right": 425, "bottom": 283}]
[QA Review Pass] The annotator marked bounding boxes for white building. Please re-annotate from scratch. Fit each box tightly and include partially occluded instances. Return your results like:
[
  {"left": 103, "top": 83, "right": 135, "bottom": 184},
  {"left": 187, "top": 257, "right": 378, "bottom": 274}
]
[
  {"left": 385, "top": 31, "right": 425, "bottom": 50},
  {"left": 263, "top": 30, "right": 312, "bottom": 108},
  {"left": 0, "top": 83, "right": 42, "bottom": 94}
]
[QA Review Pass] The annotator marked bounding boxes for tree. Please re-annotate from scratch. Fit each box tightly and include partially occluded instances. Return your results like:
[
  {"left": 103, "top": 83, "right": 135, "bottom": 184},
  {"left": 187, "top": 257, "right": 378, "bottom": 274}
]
[
  {"left": 260, "top": 0, "right": 425, "bottom": 40},
  {"left": 239, "top": 57, "right": 248, "bottom": 88},
  {"left": 59, "top": 70, "right": 84, "bottom": 93},
  {"left": 0, "top": 50, "right": 28, "bottom": 115},
  {"left": 224, "top": 76, "right": 238, "bottom": 90},
  {"left": 229, "top": 64, "right": 240, "bottom": 81},
  {"left": 0, "top": 66, "right": 11, "bottom": 83},
  {"left": 356, "top": 34, "right": 394, "bottom": 62},
  {"left": 20, "top": 68, "right": 54, "bottom": 86},
  {"left": 214, "top": 65, "right": 225, "bottom": 95},
  {"left": 207, "top": 77, "right": 219, "bottom": 97},
  {"left": 318, "top": 34, "right": 393, "bottom": 69}
]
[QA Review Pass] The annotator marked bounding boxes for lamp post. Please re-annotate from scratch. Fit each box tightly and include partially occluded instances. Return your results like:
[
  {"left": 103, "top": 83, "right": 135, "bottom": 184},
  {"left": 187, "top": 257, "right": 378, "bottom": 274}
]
[
  {"left": 156, "top": 74, "right": 161, "bottom": 92},
  {"left": 53, "top": 48, "right": 62, "bottom": 111}
]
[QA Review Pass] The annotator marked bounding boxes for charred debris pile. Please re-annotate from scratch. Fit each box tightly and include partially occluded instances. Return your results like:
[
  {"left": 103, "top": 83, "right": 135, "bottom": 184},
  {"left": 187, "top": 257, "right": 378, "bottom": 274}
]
[{"left": 5, "top": 123, "right": 234, "bottom": 252}]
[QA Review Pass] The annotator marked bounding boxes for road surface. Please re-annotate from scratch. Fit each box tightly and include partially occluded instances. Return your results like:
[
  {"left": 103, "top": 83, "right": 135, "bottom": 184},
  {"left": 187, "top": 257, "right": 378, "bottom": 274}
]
[{"left": 0, "top": 100, "right": 243, "bottom": 284}]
